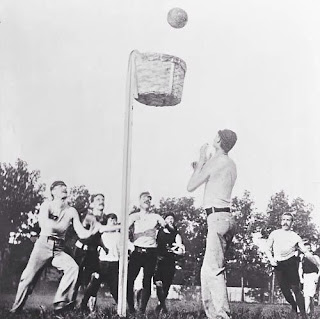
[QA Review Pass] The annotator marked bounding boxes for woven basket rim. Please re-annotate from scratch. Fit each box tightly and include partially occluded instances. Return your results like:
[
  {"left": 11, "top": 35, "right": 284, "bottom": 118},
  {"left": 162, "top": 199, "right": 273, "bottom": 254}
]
[{"left": 136, "top": 52, "right": 187, "bottom": 72}]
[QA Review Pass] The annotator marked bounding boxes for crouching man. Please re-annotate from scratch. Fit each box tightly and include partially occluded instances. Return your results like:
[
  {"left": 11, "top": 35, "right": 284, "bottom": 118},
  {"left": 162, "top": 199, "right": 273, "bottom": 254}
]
[{"left": 10, "top": 181, "right": 99, "bottom": 314}]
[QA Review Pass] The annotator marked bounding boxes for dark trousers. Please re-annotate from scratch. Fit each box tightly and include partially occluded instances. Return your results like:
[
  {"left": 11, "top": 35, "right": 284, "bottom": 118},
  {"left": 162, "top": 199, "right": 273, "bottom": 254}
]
[
  {"left": 82, "top": 261, "right": 119, "bottom": 307},
  {"left": 127, "top": 247, "right": 157, "bottom": 313},
  {"left": 73, "top": 247, "right": 99, "bottom": 300},
  {"left": 275, "top": 256, "right": 306, "bottom": 315},
  {"left": 154, "top": 256, "right": 176, "bottom": 308}
]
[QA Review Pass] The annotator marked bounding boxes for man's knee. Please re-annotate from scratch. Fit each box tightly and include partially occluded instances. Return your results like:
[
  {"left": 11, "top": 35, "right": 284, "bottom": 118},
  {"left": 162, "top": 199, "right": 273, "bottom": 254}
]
[
  {"left": 67, "top": 261, "right": 79, "bottom": 277},
  {"left": 155, "top": 280, "right": 163, "bottom": 287}
]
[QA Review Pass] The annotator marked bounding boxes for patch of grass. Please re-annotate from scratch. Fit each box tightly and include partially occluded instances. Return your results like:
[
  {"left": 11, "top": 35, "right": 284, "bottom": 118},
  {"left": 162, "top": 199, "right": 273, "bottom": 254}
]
[{"left": 1, "top": 294, "right": 320, "bottom": 319}]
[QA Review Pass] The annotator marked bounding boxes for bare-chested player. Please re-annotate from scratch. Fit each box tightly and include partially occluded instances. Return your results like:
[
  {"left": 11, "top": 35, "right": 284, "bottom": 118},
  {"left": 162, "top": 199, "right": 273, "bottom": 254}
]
[
  {"left": 10, "top": 181, "right": 99, "bottom": 314},
  {"left": 187, "top": 129, "right": 237, "bottom": 319}
]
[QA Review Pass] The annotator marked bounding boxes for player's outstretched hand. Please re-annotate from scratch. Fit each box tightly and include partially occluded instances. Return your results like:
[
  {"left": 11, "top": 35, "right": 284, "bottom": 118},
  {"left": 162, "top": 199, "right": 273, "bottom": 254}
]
[
  {"left": 199, "top": 143, "right": 209, "bottom": 161},
  {"left": 270, "top": 258, "right": 278, "bottom": 267},
  {"left": 171, "top": 243, "right": 185, "bottom": 255}
]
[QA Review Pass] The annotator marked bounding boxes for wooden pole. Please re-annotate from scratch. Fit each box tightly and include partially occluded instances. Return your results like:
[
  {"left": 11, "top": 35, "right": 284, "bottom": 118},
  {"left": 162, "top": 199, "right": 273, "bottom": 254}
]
[
  {"left": 117, "top": 50, "right": 138, "bottom": 317},
  {"left": 270, "top": 272, "right": 275, "bottom": 304}
]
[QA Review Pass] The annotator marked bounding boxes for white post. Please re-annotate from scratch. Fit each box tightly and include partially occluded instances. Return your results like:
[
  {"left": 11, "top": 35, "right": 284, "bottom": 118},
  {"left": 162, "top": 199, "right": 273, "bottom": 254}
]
[{"left": 117, "top": 50, "right": 138, "bottom": 317}]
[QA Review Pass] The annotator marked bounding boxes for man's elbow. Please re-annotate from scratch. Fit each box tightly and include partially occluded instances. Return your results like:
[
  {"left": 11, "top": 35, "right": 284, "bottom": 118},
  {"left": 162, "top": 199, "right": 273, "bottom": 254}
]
[
  {"left": 187, "top": 183, "right": 196, "bottom": 192},
  {"left": 77, "top": 229, "right": 90, "bottom": 240}
]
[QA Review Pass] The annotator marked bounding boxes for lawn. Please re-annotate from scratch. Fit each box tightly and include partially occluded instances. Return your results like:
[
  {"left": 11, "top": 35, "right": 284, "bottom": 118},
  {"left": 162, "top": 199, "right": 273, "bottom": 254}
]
[{"left": 1, "top": 293, "right": 319, "bottom": 319}]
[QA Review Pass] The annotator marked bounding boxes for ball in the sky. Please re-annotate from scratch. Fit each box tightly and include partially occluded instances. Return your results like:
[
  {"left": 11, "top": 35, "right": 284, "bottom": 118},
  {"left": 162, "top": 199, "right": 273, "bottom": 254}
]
[{"left": 167, "top": 8, "right": 188, "bottom": 29}]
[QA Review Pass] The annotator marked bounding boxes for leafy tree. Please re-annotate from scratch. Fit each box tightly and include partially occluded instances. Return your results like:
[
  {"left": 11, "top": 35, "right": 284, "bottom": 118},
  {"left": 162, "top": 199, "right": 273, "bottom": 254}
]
[
  {"left": 68, "top": 185, "right": 91, "bottom": 219},
  {"left": 0, "top": 159, "right": 44, "bottom": 283},
  {"left": 64, "top": 185, "right": 91, "bottom": 254},
  {"left": 261, "top": 190, "right": 318, "bottom": 242},
  {"left": 226, "top": 191, "right": 269, "bottom": 301}
]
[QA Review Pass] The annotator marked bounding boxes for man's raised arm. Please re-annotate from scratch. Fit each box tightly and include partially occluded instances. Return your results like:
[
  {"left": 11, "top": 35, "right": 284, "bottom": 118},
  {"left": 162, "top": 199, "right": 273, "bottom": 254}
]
[
  {"left": 298, "top": 240, "right": 320, "bottom": 268},
  {"left": 99, "top": 224, "right": 121, "bottom": 233},
  {"left": 187, "top": 144, "right": 212, "bottom": 192},
  {"left": 72, "top": 208, "right": 98, "bottom": 239}
]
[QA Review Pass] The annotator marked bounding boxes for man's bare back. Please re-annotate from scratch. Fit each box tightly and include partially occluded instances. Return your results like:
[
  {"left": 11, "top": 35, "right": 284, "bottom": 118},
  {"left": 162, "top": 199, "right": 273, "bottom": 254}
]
[{"left": 203, "top": 154, "right": 237, "bottom": 209}]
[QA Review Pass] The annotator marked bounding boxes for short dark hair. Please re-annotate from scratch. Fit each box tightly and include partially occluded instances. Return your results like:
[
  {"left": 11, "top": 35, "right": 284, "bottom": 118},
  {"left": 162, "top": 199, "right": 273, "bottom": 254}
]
[
  {"left": 90, "top": 193, "right": 105, "bottom": 203},
  {"left": 104, "top": 213, "right": 118, "bottom": 223},
  {"left": 218, "top": 129, "right": 237, "bottom": 153},
  {"left": 164, "top": 212, "right": 175, "bottom": 220},
  {"left": 50, "top": 181, "right": 66, "bottom": 192},
  {"left": 139, "top": 191, "right": 152, "bottom": 200}
]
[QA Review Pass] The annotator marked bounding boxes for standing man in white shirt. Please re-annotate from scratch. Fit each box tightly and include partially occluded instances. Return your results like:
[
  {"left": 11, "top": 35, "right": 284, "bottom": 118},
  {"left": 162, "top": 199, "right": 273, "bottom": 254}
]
[
  {"left": 187, "top": 129, "right": 237, "bottom": 319},
  {"left": 126, "top": 192, "right": 165, "bottom": 315},
  {"left": 266, "top": 212, "right": 319, "bottom": 319}
]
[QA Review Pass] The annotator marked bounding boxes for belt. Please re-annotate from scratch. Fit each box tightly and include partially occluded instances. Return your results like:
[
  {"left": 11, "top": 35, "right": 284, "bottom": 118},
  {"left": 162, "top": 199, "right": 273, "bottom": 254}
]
[
  {"left": 135, "top": 246, "right": 157, "bottom": 254},
  {"left": 46, "top": 236, "right": 65, "bottom": 244},
  {"left": 75, "top": 240, "right": 97, "bottom": 251},
  {"left": 205, "top": 207, "right": 231, "bottom": 216}
]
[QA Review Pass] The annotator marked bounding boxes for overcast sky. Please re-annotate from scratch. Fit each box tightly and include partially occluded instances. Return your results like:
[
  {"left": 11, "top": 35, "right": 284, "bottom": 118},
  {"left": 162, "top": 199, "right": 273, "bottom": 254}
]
[{"left": 1, "top": 0, "right": 320, "bottom": 223}]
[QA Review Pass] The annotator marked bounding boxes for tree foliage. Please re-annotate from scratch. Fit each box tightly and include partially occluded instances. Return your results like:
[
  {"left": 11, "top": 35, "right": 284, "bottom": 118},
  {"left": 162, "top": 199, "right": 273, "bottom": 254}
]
[
  {"left": 0, "top": 159, "right": 44, "bottom": 247},
  {"left": 261, "top": 190, "right": 318, "bottom": 243},
  {"left": 64, "top": 185, "right": 91, "bottom": 254},
  {"left": 226, "top": 191, "right": 269, "bottom": 289}
]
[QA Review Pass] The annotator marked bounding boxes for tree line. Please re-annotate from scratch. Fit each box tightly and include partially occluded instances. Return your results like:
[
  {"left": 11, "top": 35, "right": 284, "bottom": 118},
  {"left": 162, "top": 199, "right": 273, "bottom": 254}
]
[{"left": 0, "top": 159, "right": 319, "bottom": 302}]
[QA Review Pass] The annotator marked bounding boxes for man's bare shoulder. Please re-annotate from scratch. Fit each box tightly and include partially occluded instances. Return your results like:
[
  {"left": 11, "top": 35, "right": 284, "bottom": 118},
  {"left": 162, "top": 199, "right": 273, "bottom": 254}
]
[
  {"left": 207, "top": 155, "right": 236, "bottom": 171},
  {"left": 129, "top": 212, "right": 140, "bottom": 221},
  {"left": 40, "top": 200, "right": 50, "bottom": 209},
  {"left": 64, "top": 206, "right": 78, "bottom": 218}
]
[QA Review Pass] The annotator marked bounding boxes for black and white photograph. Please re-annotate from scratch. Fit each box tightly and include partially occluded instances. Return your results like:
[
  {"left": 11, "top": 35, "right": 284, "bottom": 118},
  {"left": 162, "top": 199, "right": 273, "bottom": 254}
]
[{"left": 1, "top": 1, "right": 320, "bottom": 318}]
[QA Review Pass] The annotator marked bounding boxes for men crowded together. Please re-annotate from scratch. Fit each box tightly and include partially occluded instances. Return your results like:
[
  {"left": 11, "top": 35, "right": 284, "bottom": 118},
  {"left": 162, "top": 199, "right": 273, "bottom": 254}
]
[
  {"left": 10, "top": 182, "right": 185, "bottom": 316},
  {"left": 11, "top": 128, "right": 320, "bottom": 319}
]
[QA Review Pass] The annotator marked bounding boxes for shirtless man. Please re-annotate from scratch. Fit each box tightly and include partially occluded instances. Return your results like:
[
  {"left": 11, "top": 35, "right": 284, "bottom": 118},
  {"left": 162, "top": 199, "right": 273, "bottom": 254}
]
[
  {"left": 10, "top": 181, "right": 99, "bottom": 314},
  {"left": 127, "top": 192, "right": 165, "bottom": 315},
  {"left": 187, "top": 129, "right": 237, "bottom": 319}
]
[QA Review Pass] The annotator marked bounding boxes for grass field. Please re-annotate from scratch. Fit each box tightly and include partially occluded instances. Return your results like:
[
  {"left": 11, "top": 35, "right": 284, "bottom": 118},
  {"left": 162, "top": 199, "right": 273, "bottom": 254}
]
[{"left": 1, "top": 293, "right": 319, "bottom": 319}]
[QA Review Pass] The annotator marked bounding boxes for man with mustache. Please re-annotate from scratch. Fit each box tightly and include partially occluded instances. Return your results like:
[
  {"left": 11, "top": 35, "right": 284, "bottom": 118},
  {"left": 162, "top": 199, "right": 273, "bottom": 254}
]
[
  {"left": 73, "top": 193, "right": 106, "bottom": 300},
  {"left": 73, "top": 193, "right": 120, "bottom": 303},
  {"left": 10, "top": 181, "right": 99, "bottom": 315},
  {"left": 266, "top": 212, "right": 319, "bottom": 319},
  {"left": 126, "top": 192, "right": 165, "bottom": 315},
  {"left": 81, "top": 213, "right": 121, "bottom": 313},
  {"left": 187, "top": 129, "right": 237, "bottom": 319}
]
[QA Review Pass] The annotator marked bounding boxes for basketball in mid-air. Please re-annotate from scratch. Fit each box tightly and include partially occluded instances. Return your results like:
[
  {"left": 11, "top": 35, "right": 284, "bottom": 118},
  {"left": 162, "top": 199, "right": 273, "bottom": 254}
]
[{"left": 167, "top": 8, "right": 188, "bottom": 29}]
